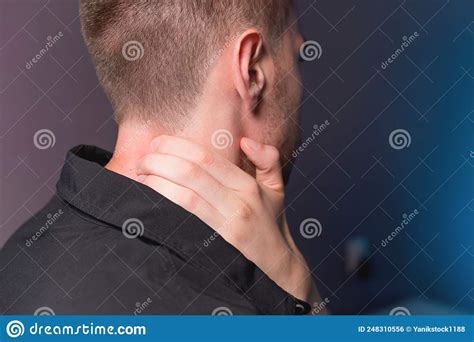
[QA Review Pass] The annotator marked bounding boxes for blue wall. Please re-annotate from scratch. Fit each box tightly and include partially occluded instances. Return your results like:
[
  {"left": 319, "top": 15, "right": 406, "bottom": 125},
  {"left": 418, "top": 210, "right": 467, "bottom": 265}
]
[{"left": 289, "top": 0, "right": 473, "bottom": 313}]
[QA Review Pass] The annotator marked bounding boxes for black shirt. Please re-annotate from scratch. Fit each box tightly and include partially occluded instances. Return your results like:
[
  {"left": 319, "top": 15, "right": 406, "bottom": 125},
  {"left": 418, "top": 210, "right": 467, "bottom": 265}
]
[{"left": 0, "top": 145, "right": 310, "bottom": 315}]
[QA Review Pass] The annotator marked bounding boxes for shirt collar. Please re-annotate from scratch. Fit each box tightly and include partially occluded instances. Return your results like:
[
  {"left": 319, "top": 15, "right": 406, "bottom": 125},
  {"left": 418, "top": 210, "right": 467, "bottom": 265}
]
[{"left": 56, "top": 145, "right": 300, "bottom": 314}]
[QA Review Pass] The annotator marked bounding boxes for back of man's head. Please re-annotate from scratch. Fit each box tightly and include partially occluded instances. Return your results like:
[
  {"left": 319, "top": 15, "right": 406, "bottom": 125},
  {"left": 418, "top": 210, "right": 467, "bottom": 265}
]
[{"left": 79, "top": 0, "right": 294, "bottom": 129}]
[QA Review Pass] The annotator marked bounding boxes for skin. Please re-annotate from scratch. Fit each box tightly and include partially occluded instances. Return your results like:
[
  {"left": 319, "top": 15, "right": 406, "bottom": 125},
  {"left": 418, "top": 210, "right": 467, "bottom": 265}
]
[{"left": 106, "top": 24, "right": 327, "bottom": 314}]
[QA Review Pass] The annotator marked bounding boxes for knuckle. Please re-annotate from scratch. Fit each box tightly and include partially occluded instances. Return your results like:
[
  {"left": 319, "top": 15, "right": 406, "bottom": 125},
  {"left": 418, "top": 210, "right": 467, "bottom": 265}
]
[
  {"left": 187, "top": 163, "right": 201, "bottom": 178},
  {"left": 178, "top": 161, "right": 201, "bottom": 179},
  {"left": 151, "top": 138, "right": 162, "bottom": 152},
  {"left": 159, "top": 134, "right": 171, "bottom": 143},
  {"left": 246, "top": 180, "right": 260, "bottom": 195},
  {"left": 196, "top": 151, "right": 214, "bottom": 166},
  {"left": 181, "top": 190, "right": 199, "bottom": 211},
  {"left": 230, "top": 228, "right": 248, "bottom": 247},
  {"left": 140, "top": 154, "right": 157, "bottom": 169},
  {"left": 236, "top": 202, "right": 253, "bottom": 221},
  {"left": 267, "top": 146, "right": 280, "bottom": 162},
  {"left": 153, "top": 135, "right": 170, "bottom": 152}
]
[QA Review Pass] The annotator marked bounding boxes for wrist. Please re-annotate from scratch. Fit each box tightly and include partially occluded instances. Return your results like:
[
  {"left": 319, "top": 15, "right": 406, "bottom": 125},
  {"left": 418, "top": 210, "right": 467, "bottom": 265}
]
[{"left": 283, "top": 255, "right": 314, "bottom": 301}]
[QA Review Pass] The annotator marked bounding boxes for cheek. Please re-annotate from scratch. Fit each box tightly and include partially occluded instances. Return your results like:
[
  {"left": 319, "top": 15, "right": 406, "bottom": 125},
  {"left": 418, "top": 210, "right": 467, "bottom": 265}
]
[
  {"left": 284, "top": 75, "right": 302, "bottom": 125},
  {"left": 290, "top": 56, "right": 303, "bottom": 100},
  {"left": 291, "top": 72, "right": 303, "bottom": 104}
]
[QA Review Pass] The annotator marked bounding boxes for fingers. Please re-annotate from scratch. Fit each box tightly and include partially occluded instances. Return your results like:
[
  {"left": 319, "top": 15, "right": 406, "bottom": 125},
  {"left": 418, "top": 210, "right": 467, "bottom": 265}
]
[
  {"left": 141, "top": 175, "right": 225, "bottom": 229},
  {"left": 240, "top": 137, "right": 284, "bottom": 191},
  {"left": 150, "top": 135, "right": 254, "bottom": 190},
  {"left": 138, "top": 153, "right": 242, "bottom": 218}
]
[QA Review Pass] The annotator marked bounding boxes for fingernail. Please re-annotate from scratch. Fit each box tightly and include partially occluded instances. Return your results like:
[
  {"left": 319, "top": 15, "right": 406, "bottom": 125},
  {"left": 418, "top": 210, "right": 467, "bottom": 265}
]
[
  {"left": 137, "top": 175, "right": 146, "bottom": 182},
  {"left": 244, "top": 138, "right": 261, "bottom": 150},
  {"left": 150, "top": 137, "right": 160, "bottom": 151}
]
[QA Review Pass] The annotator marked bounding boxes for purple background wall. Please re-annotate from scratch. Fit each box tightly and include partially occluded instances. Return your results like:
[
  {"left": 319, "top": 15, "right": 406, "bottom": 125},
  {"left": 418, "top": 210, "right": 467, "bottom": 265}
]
[{"left": 1, "top": 0, "right": 116, "bottom": 243}]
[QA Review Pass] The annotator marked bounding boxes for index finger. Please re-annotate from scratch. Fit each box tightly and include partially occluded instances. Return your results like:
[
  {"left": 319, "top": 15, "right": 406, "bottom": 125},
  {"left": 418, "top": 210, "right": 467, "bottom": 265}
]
[{"left": 150, "top": 135, "right": 254, "bottom": 191}]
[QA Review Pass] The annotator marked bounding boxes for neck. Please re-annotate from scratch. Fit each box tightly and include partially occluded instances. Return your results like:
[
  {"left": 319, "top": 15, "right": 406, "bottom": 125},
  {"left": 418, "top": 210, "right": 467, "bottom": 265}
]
[
  {"left": 105, "top": 111, "right": 244, "bottom": 181},
  {"left": 105, "top": 120, "right": 163, "bottom": 181},
  {"left": 106, "top": 67, "right": 247, "bottom": 180}
]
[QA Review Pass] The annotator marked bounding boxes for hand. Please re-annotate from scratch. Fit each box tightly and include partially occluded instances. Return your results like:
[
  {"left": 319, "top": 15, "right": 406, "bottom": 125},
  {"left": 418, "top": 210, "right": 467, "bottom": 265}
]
[{"left": 137, "top": 135, "right": 325, "bottom": 313}]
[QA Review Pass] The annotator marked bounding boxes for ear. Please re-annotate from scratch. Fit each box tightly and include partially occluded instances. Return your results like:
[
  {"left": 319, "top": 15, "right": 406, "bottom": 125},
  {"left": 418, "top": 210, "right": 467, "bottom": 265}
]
[{"left": 232, "top": 30, "right": 266, "bottom": 111}]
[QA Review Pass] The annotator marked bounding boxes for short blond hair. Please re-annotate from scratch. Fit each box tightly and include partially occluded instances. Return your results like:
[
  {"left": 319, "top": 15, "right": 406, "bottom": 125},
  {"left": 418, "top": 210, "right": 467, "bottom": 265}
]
[{"left": 79, "top": 0, "right": 294, "bottom": 127}]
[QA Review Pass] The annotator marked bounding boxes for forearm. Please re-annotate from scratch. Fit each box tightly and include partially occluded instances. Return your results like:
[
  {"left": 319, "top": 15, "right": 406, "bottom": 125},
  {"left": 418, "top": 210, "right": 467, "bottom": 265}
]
[
  {"left": 278, "top": 219, "right": 329, "bottom": 314},
  {"left": 285, "top": 255, "right": 329, "bottom": 315},
  {"left": 253, "top": 242, "right": 329, "bottom": 315}
]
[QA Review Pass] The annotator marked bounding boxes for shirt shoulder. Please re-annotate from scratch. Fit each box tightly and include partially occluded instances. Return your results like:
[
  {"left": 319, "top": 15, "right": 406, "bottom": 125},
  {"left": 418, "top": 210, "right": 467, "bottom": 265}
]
[
  {"left": 0, "top": 196, "right": 172, "bottom": 314},
  {"left": 0, "top": 196, "right": 258, "bottom": 315}
]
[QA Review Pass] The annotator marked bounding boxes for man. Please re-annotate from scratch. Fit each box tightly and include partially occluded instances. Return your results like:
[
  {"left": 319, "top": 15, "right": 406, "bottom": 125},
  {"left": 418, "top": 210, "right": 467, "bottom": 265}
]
[{"left": 0, "top": 0, "right": 326, "bottom": 315}]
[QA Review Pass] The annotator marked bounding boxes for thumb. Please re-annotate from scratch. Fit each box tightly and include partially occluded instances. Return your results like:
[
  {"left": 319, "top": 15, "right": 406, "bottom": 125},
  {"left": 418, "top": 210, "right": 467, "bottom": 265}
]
[{"left": 240, "top": 137, "right": 284, "bottom": 190}]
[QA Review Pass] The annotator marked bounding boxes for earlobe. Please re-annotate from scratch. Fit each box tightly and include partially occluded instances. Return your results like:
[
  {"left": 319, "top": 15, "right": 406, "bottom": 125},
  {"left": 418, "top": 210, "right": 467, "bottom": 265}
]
[{"left": 233, "top": 30, "right": 266, "bottom": 111}]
